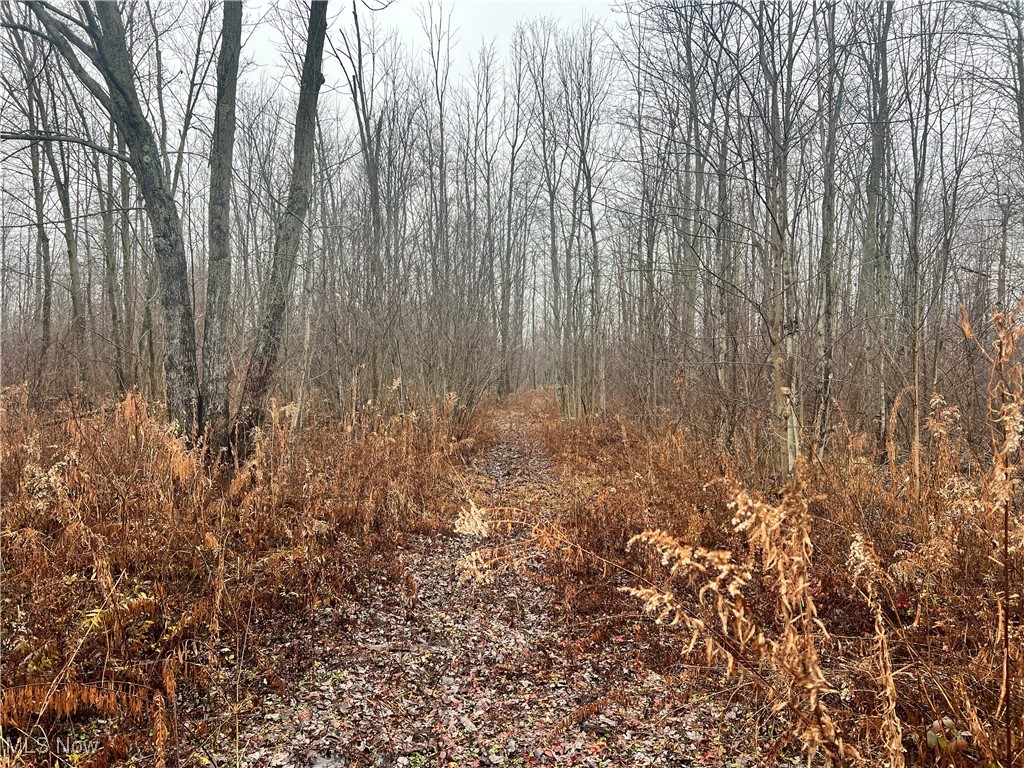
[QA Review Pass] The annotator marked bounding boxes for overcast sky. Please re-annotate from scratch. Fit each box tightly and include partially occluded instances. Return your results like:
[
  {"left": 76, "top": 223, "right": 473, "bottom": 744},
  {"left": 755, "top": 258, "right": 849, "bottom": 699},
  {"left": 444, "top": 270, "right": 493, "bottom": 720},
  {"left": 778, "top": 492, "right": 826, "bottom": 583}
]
[
  {"left": 243, "top": 1, "right": 617, "bottom": 85},
  {"left": 376, "top": 1, "right": 615, "bottom": 51}
]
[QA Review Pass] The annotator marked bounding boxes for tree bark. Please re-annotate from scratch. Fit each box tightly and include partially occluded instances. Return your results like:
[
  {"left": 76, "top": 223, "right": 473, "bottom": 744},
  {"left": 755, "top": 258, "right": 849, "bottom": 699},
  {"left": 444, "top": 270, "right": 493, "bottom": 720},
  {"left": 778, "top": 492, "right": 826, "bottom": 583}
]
[
  {"left": 27, "top": 2, "right": 201, "bottom": 431},
  {"left": 814, "top": 1, "right": 843, "bottom": 458},
  {"left": 95, "top": 127, "right": 127, "bottom": 393},
  {"left": 854, "top": 0, "right": 894, "bottom": 451},
  {"left": 235, "top": 0, "right": 328, "bottom": 447},
  {"left": 201, "top": 0, "right": 242, "bottom": 447}
]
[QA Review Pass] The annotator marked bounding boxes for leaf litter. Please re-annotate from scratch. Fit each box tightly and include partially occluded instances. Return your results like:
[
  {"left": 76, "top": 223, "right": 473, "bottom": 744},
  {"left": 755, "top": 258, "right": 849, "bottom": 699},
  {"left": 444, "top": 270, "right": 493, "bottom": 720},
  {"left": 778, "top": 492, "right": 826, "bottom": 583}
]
[{"left": 228, "top": 407, "right": 798, "bottom": 768}]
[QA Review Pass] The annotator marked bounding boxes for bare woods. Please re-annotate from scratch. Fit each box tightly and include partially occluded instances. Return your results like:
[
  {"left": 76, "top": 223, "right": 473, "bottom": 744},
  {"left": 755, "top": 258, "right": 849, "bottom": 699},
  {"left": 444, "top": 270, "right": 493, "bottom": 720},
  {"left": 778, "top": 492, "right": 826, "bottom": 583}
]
[
  {"left": 1, "top": 1, "right": 1023, "bottom": 766},
  {"left": 0, "top": 1, "right": 1018, "bottom": 463}
]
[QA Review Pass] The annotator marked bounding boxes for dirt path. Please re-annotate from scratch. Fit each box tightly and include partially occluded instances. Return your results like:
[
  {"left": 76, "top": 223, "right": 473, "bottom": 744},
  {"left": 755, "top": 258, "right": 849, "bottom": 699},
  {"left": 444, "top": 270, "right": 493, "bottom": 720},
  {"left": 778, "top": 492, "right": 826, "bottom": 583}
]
[{"left": 228, "top": 404, "right": 778, "bottom": 768}]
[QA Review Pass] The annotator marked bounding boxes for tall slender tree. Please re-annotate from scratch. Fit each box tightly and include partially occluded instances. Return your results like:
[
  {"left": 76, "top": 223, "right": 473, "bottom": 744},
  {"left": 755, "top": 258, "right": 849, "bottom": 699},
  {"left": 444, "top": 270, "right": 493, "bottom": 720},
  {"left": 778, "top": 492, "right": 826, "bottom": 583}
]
[
  {"left": 9, "top": 1, "right": 201, "bottom": 430},
  {"left": 235, "top": 0, "right": 328, "bottom": 446},
  {"left": 202, "top": 0, "right": 243, "bottom": 446}
]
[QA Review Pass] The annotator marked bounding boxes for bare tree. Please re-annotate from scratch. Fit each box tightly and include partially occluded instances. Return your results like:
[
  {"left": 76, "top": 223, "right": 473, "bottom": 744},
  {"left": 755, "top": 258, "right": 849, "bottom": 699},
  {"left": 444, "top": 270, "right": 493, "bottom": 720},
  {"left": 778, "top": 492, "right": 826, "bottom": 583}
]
[
  {"left": 201, "top": 0, "right": 242, "bottom": 446},
  {"left": 0, "top": 0, "right": 1022, "bottom": 482},
  {"left": 235, "top": 0, "right": 328, "bottom": 446},
  {"left": 854, "top": 0, "right": 895, "bottom": 451},
  {"left": 6, "top": 2, "right": 201, "bottom": 429},
  {"left": 811, "top": 0, "right": 849, "bottom": 457}
]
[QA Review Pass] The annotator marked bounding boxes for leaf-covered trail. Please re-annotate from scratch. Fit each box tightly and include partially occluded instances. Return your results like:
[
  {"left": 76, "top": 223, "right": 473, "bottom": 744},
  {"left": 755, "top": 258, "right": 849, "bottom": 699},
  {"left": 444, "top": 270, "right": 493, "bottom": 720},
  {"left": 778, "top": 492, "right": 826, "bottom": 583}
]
[{"left": 231, "top": 404, "right": 781, "bottom": 768}]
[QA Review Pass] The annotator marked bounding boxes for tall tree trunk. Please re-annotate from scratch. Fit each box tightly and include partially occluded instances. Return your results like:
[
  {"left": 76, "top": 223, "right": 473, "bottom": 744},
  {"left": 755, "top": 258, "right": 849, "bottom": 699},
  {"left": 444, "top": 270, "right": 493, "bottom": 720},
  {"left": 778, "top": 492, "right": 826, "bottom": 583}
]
[
  {"left": 201, "top": 0, "right": 242, "bottom": 447},
  {"left": 118, "top": 135, "right": 137, "bottom": 389},
  {"left": 96, "top": 131, "right": 127, "bottom": 393},
  {"left": 854, "top": 0, "right": 893, "bottom": 451},
  {"left": 293, "top": 196, "right": 317, "bottom": 433},
  {"left": 814, "top": 1, "right": 843, "bottom": 458},
  {"left": 548, "top": 187, "right": 562, "bottom": 407},
  {"left": 235, "top": 0, "right": 328, "bottom": 446},
  {"left": 92, "top": 2, "right": 200, "bottom": 430},
  {"left": 583, "top": 158, "right": 605, "bottom": 416},
  {"left": 42, "top": 140, "right": 87, "bottom": 373},
  {"left": 28, "top": 2, "right": 202, "bottom": 430},
  {"left": 29, "top": 132, "right": 52, "bottom": 399}
]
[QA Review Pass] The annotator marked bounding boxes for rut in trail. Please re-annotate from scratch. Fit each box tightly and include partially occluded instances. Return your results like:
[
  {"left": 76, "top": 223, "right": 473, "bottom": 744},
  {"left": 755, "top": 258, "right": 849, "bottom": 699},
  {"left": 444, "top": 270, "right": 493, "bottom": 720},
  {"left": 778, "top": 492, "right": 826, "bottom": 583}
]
[{"left": 232, "top": 402, "right": 775, "bottom": 768}]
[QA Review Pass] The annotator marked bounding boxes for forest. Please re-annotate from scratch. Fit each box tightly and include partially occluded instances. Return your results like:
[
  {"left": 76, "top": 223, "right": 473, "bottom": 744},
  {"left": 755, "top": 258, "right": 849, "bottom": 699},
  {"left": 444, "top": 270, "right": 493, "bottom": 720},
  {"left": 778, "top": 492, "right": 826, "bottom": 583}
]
[{"left": 0, "top": 0, "right": 1022, "bottom": 765}]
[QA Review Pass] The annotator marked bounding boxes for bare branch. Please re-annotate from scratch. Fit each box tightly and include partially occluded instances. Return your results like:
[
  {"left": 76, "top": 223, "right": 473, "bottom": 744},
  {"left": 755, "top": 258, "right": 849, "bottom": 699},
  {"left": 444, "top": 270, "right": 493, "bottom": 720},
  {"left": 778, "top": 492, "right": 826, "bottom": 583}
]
[{"left": 1, "top": 130, "right": 130, "bottom": 162}]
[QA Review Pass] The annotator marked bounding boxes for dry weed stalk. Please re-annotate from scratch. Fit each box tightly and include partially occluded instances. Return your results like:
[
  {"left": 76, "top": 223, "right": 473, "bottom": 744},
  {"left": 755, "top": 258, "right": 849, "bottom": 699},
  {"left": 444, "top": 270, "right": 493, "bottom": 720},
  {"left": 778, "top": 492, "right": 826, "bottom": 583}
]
[
  {"left": 964, "top": 301, "right": 1024, "bottom": 767},
  {"left": 455, "top": 501, "right": 564, "bottom": 584},
  {"left": 506, "top": 308, "right": 1024, "bottom": 764},
  {"left": 624, "top": 478, "right": 860, "bottom": 766},
  {"left": 1, "top": 388, "right": 473, "bottom": 763},
  {"left": 848, "top": 534, "right": 903, "bottom": 766}
]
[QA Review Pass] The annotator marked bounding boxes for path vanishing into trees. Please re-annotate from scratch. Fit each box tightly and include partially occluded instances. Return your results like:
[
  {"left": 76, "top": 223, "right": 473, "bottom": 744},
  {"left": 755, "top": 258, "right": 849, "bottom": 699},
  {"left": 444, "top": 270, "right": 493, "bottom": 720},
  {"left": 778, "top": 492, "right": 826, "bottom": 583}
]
[{"left": 229, "top": 402, "right": 790, "bottom": 768}]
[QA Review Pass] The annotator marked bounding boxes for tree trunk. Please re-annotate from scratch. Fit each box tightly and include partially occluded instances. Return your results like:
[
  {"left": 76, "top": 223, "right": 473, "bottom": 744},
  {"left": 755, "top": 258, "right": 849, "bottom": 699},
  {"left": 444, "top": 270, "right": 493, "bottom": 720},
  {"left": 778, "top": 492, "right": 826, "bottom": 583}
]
[
  {"left": 854, "top": 0, "right": 893, "bottom": 451},
  {"left": 28, "top": 2, "right": 202, "bottom": 430},
  {"left": 235, "top": 0, "right": 328, "bottom": 447},
  {"left": 814, "top": 1, "right": 842, "bottom": 459},
  {"left": 91, "top": 2, "right": 200, "bottom": 430},
  {"left": 42, "top": 140, "right": 87, "bottom": 372},
  {"left": 29, "top": 133, "right": 52, "bottom": 399},
  {"left": 201, "top": 0, "right": 242, "bottom": 447},
  {"left": 96, "top": 132, "right": 127, "bottom": 393}
]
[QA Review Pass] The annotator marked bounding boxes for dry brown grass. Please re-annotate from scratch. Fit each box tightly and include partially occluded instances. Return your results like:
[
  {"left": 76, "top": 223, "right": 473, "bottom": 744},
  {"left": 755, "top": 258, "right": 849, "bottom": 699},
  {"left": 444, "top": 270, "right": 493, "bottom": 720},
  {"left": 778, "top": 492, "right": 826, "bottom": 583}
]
[
  {"left": 0, "top": 389, "right": 476, "bottom": 765},
  {"left": 460, "top": 309, "right": 1024, "bottom": 765},
  {"left": 4, "top": 315, "right": 1021, "bottom": 765}
]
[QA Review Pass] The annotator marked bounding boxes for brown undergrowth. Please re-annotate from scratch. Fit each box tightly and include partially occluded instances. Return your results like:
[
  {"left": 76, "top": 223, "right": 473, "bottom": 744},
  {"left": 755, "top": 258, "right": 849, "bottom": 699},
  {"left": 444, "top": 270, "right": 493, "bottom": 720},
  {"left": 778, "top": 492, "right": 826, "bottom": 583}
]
[
  {"left": 0, "top": 390, "right": 479, "bottom": 766},
  {"left": 459, "top": 311, "right": 1023, "bottom": 766}
]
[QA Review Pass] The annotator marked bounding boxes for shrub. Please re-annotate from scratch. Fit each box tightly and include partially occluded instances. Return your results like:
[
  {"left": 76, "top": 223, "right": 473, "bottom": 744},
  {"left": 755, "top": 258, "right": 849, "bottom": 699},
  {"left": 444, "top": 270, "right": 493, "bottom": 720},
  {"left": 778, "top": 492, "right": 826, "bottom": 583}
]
[{"left": 0, "top": 390, "right": 472, "bottom": 764}]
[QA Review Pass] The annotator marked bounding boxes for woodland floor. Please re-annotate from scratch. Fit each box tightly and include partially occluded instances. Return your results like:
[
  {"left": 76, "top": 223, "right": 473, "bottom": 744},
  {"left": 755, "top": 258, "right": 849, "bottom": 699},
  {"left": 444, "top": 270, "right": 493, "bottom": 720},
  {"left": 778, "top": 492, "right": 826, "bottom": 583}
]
[{"left": 215, "top": 404, "right": 797, "bottom": 768}]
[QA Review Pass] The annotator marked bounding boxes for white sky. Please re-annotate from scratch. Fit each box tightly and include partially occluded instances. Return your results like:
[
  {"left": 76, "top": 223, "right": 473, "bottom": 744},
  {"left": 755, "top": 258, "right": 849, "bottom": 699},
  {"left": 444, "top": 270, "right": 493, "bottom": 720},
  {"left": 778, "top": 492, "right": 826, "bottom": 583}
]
[
  {"left": 376, "top": 0, "right": 615, "bottom": 51},
  {"left": 243, "top": 1, "right": 617, "bottom": 84}
]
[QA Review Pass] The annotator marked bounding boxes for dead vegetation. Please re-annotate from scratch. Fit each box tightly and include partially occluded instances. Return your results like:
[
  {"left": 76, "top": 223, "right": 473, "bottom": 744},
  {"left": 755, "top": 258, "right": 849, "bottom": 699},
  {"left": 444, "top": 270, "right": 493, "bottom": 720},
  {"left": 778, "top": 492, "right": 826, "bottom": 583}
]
[
  {"left": 0, "top": 390, "right": 476, "bottom": 766},
  {"left": 2, "top": 309, "right": 1022, "bottom": 766},
  {"left": 459, "top": 309, "right": 1024, "bottom": 766}
]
